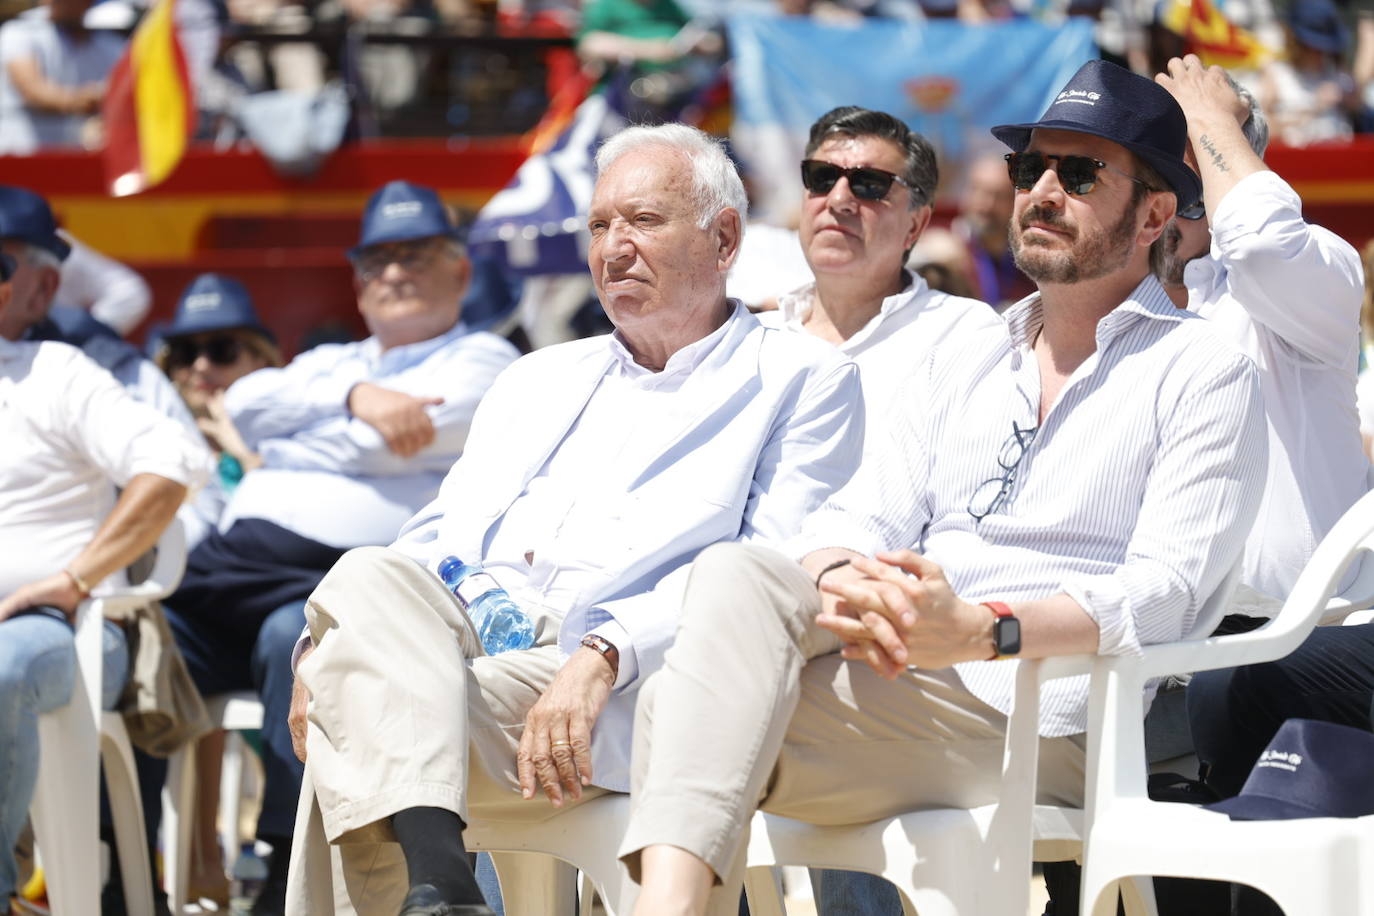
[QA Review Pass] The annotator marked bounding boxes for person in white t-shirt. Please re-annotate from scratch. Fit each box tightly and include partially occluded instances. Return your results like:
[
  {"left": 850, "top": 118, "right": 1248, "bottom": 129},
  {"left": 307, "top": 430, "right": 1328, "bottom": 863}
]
[
  {"left": 0, "top": 250, "right": 210, "bottom": 913},
  {"left": 0, "top": 0, "right": 125, "bottom": 154}
]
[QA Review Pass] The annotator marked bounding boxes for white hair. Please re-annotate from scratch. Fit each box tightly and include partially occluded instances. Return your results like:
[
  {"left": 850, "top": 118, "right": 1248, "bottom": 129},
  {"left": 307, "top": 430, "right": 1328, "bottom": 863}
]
[{"left": 595, "top": 123, "right": 748, "bottom": 230}]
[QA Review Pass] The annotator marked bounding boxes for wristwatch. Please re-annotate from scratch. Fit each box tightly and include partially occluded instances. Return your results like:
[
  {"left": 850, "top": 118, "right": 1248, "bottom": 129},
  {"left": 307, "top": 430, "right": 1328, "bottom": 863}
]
[
  {"left": 580, "top": 633, "right": 620, "bottom": 678},
  {"left": 982, "top": 601, "right": 1021, "bottom": 660}
]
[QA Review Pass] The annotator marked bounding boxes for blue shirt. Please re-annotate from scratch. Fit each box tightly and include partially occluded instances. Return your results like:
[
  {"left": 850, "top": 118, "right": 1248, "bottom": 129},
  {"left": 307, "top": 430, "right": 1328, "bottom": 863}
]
[{"left": 223, "top": 322, "right": 519, "bottom": 549}]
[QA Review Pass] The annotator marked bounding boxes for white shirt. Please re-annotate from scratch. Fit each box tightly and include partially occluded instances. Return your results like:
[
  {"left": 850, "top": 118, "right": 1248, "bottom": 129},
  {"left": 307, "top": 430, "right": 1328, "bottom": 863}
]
[
  {"left": 56, "top": 231, "right": 152, "bottom": 336},
  {"left": 789, "top": 278, "right": 1268, "bottom": 737},
  {"left": 0, "top": 9, "right": 124, "bottom": 154},
  {"left": 1185, "top": 170, "right": 1368, "bottom": 600},
  {"left": 222, "top": 322, "right": 519, "bottom": 549},
  {"left": 390, "top": 303, "right": 864, "bottom": 790},
  {"left": 761, "top": 272, "right": 1001, "bottom": 429},
  {"left": 0, "top": 339, "right": 211, "bottom": 597}
]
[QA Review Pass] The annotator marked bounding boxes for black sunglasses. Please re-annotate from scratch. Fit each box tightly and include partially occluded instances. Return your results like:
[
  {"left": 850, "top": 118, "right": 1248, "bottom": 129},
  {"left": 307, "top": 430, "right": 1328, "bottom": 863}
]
[
  {"left": 167, "top": 335, "right": 243, "bottom": 369},
  {"left": 801, "top": 159, "right": 914, "bottom": 202},
  {"left": 1005, "top": 151, "right": 1155, "bottom": 197},
  {"left": 1177, "top": 199, "right": 1206, "bottom": 221}
]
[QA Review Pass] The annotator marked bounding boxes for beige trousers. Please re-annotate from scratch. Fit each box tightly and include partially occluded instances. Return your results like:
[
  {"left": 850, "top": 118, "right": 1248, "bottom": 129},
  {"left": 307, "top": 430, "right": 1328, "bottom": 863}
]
[
  {"left": 284, "top": 547, "right": 608, "bottom": 915},
  {"left": 618, "top": 542, "right": 1087, "bottom": 911}
]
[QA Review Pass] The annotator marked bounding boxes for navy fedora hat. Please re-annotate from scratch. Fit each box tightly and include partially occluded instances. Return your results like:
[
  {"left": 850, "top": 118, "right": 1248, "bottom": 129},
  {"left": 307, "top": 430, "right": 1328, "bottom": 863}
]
[
  {"left": 1206, "top": 719, "right": 1374, "bottom": 821},
  {"left": 166, "top": 273, "right": 274, "bottom": 342},
  {"left": 349, "top": 180, "right": 461, "bottom": 259},
  {"left": 0, "top": 185, "right": 72, "bottom": 262},
  {"left": 992, "top": 59, "right": 1202, "bottom": 210}
]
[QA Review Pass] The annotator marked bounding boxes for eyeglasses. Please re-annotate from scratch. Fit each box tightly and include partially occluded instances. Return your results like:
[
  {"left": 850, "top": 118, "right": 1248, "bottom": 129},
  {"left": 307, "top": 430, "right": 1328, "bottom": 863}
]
[
  {"left": 800, "top": 159, "right": 915, "bottom": 202},
  {"left": 1005, "top": 151, "right": 1155, "bottom": 197},
  {"left": 1177, "top": 199, "right": 1206, "bottom": 221},
  {"left": 166, "top": 335, "right": 243, "bottom": 369},
  {"left": 967, "top": 421, "right": 1038, "bottom": 523},
  {"left": 352, "top": 237, "right": 445, "bottom": 281}
]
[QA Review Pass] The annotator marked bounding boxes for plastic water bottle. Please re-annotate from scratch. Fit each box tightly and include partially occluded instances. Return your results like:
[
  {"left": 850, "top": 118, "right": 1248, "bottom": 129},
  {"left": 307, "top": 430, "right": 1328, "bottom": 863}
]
[
  {"left": 229, "top": 846, "right": 268, "bottom": 915},
  {"left": 438, "top": 556, "right": 535, "bottom": 654}
]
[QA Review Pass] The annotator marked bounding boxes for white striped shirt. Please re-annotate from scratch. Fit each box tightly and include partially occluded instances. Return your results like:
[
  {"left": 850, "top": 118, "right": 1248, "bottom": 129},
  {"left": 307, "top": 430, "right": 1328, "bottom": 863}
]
[{"left": 789, "top": 276, "right": 1268, "bottom": 736}]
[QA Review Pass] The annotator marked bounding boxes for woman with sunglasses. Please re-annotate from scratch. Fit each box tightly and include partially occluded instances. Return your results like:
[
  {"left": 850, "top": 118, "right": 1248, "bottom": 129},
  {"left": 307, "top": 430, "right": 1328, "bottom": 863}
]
[
  {"left": 154, "top": 274, "right": 282, "bottom": 508},
  {"left": 150, "top": 272, "right": 281, "bottom": 909}
]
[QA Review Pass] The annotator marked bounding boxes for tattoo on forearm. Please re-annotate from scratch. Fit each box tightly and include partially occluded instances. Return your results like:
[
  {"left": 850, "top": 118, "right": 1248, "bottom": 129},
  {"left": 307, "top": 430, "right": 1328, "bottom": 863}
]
[{"left": 1198, "top": 134, "right": 1230, "bottom": 173}]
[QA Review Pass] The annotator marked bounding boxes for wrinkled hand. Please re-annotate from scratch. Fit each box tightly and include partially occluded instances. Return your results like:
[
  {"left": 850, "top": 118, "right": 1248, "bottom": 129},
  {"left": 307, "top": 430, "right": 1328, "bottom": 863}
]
[
  {"left": 1155, "top": 55, "right": 1250, "bottom": 130},
  {"left": 347, "top": 383, "right": 443, "bottom": 458},
  {"left": 517, "top": 648, "right": 614, "bottom": 807},
  {"left": 816, "top": 550, "right": 990, "bottom": 677},
  {"left": 0, "top": 572, "right": 84, "bottom": 624},
  {"left": 197, "top": 391, "right": 261, "bottom": 472},
  {"left": 289, "top": 644, "right": 313, "bottom": 762}
]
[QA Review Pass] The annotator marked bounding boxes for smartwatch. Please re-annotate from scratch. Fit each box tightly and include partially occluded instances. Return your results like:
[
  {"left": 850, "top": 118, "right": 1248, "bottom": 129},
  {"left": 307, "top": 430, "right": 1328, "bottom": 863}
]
[{"left": 982, "top": 601, "right": 1021, "bottom": 660}]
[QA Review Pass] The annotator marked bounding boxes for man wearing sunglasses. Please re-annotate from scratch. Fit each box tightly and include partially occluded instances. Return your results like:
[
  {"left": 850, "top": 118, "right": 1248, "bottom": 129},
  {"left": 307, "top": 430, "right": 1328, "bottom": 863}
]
[
  {"left": 621, "top": 60, "right": 1268, "bottom": 916},
  {"left": 763, "top": 105, "right": 1000, "bottom": 914},
  {"left": 149, "top": 180, "right": 520, "bottom": 915}
]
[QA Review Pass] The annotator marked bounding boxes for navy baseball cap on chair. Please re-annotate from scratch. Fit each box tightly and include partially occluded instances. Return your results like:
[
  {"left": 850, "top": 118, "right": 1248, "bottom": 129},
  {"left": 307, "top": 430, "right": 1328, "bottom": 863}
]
[
  {"left": 166, "top": 273, "right": 274, "bottom": 342},
  {"left": 0, "top": 185, "right": 72, "bottom": 262},
  {"left": 991, "top": 59, "right": 1202, "bottom": 210},
  {"left": 1205, "top": 719, "right": 1374, "bottom": 821},
  {"left": 349, "top": 180, "right": 461, "bottom": 259}
]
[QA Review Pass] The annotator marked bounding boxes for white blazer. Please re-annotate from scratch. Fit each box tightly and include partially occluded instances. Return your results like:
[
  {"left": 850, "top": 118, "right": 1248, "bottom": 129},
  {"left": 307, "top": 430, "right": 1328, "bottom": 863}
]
[{"left": 392, "top": 303, "right": 865, "bottom": 789}]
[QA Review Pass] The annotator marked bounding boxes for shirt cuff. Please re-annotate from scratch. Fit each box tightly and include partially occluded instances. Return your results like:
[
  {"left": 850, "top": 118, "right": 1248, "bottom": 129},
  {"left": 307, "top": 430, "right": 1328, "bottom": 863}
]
[
  {"left": 1062, "top": 576, "right": 1142, "bottom": 658},
  {"left": 587, "top": 617, "right": 638, "bottom": 691},
  {"left": 290, "top": 626, "right": 313, "bottom": 672},
  {"left": 1210, "top": 171, "right": 1296, "bottom": 249}
]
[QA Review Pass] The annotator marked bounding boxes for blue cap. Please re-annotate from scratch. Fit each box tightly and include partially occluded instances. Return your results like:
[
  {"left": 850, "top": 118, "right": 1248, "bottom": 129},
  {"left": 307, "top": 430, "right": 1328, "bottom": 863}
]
[
  {"left": 0, "top": 185, "right": 72, "bottom": 262},
  {"left": 1206, "top": 719, "right": 1374, "bottom": 820},
  {"left": 991, "top": 60, "right": 1202, "bottom": 210},
  {"left": 349, "top": 180, "right": 461, "bottom": 259},
  {"left": 165, "top": 273, "right": 274, "bottom": 342},
  {"left": 1288, "top": 0, "right": 1349, "bottom": 54}
]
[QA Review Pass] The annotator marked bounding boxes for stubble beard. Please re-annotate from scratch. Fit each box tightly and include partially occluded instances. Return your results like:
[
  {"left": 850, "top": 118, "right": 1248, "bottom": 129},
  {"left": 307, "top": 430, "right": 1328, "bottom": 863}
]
[{"left": 1010, "top": 199, "right": 1141, "bottom": 285}]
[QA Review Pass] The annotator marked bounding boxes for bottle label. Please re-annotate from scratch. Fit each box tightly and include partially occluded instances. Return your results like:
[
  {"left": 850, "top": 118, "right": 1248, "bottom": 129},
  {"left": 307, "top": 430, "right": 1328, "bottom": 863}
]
[{"left": 452, "top": 571, "right": 501, "bottom": 610}]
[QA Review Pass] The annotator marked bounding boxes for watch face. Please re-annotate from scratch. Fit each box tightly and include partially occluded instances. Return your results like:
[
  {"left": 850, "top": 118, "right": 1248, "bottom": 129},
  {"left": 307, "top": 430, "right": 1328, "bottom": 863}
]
[{"left": 996, "top": 616, "right": 1022, "bottom": 656}]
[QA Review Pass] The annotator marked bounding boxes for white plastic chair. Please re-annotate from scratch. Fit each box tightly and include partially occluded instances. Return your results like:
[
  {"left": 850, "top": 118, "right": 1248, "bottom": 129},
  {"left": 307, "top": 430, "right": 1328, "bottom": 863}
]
[
  {"left": 741, "top": 562, "right": 1244, "bottom": 916},
  {"left": 30, "top": 520, "right": 187, "bottom": 916},
  {"left": 464, "top": 792, "right": 639, "bottom": 916},
  {"left": 1081, "top": 487, "right": 1374, "bottom": 916},
  {"left": 163, "top": 691, "right": 265, "bottom": 914}
]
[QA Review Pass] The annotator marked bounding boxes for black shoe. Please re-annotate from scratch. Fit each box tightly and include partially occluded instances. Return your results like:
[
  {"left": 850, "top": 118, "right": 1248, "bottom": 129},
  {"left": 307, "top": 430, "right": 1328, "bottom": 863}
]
[{"left": 397, "top": 883, "right": 495, "bottom": 916}]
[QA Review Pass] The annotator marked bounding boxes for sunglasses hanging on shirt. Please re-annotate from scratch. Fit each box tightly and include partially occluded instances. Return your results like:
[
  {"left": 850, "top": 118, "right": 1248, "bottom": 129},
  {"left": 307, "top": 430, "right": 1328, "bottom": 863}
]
[
  {"left": 167, "top": 335, "right": 244, "bottom": 369},
  {"left": 800, "top": 159, "right": 916, "bottom": 202}
]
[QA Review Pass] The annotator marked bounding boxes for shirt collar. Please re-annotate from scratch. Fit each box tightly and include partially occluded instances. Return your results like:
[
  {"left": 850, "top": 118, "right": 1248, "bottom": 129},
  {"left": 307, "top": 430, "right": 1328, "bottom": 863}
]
[
  {"left": 365, "top": 319, "right": 469, "bottom": 371},
  {"left": 1002, "top": 274, "right": 1183, "bottom": 352},
  {"left": 608, "top": 299, "right": 742, "bottom": 380},
  {"left": 775, "top": 271, "right": 929, "bottom": 352}
]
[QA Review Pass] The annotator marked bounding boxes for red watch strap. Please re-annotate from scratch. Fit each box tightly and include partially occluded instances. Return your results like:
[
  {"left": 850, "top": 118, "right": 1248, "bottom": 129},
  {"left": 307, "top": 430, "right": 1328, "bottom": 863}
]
[{"left": 982, "top": 601, "right": 1012, "bottom": 660}]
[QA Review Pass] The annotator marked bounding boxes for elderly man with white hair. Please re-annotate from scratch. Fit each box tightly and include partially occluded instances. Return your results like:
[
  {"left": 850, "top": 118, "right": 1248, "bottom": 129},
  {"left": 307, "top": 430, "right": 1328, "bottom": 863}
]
[{"left": 284, "top": 122, "right": 865, "bottom": 916}]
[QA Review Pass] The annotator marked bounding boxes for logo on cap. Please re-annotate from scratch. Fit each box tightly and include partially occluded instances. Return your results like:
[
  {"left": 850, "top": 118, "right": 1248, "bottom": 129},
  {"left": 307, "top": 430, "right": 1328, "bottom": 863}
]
[
  {"left": 1054, "top": 89, "right": 1102, "bottom": 107},
  {"left": 1256, "top": 749, "right": 1304, "bottom": 772},
  {"left": 381, "top": 201, "right": 423, "bottom": 221},
  {"left": 185, "top": 293, "right": 222, "bottom": 313}
]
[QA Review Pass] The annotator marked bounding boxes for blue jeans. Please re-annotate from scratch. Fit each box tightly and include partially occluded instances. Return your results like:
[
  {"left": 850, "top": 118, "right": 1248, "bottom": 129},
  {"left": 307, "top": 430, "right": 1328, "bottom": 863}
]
[
  {"left": 810, "top": 869, "right": 904, "bottom": 915},
  {"left": 0, "top": 614, "right": 129, "bottom": 903}
]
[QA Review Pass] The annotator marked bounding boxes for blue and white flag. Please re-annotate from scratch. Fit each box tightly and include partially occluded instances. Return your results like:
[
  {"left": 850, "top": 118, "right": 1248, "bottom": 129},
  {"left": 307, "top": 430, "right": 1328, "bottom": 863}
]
[
  {"left": 468, "top": 93, "right": 627, "bottom": 276},
  {"left": 726, "top": 14, "right": 1097, "bottom": 222}
]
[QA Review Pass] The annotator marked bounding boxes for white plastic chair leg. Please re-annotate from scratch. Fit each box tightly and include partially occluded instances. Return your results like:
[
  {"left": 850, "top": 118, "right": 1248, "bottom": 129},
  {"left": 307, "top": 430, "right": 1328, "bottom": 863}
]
[
  {"left": 220, "top": 729, "right": 247, "bottom": 861},
  {"left": 31, "top": 685, "right": 101, "bottom": 916},
  {"left": 102, "top": 712, "right": 155, "bottom": 916},
  {"left": 487, "top": 851, "right": 578, "bottom": 916},
  {"left": 163, "top": 736, "right": 200, "bottom": 914},
  {"left": 741, "top": 866, "right": 786, "bottom": 916}
]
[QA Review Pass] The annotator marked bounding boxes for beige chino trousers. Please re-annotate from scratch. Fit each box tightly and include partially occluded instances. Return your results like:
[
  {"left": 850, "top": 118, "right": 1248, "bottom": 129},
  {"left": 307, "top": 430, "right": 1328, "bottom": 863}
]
[
  {"left": 618, "top": 542, "right": 1087, "bottom": 914},
  {"left": 284, "top": 547, "right": 609, "bottom": 915}
]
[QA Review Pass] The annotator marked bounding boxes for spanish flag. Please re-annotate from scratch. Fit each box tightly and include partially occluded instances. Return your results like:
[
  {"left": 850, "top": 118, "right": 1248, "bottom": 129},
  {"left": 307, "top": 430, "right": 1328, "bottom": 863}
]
[
  {"left": 1160, "top": 0, "right": 1275, "bottom": 70},
  {"left": 101, "top": 0, "right": 195, "bottom": 197}
]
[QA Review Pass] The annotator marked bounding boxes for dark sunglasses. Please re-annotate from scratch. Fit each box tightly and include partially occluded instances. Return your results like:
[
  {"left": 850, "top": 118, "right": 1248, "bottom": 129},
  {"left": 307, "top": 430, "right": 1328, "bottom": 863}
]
[
  {"left": 801, "top": 159, "right": 914, "bottom": 202},
  {"left": 167, "top": 335, "right": 243, "bottom": 368},
  {"left": 1005, "top": 151, "right": 1154, "bottom": 197},
  {"left": 1177, "top": 199, "right": 1206, "bottom": 221}
]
